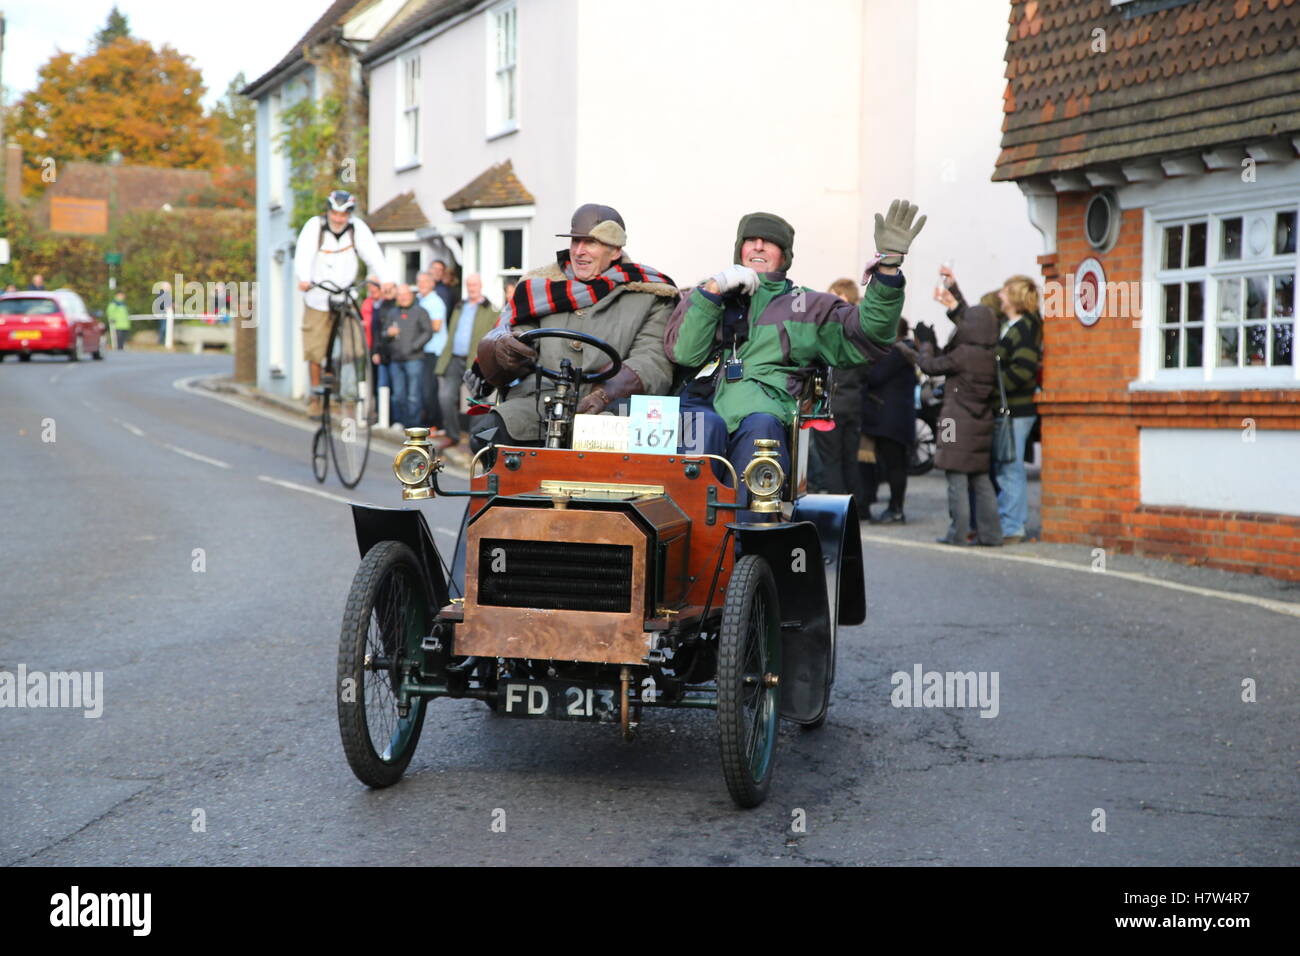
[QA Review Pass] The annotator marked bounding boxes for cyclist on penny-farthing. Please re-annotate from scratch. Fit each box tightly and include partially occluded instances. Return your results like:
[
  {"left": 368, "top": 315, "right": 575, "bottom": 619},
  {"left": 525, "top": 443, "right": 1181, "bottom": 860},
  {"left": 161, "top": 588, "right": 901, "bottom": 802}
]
[{"left": 295, "top": 189, "right": 394, "bottom": 418}]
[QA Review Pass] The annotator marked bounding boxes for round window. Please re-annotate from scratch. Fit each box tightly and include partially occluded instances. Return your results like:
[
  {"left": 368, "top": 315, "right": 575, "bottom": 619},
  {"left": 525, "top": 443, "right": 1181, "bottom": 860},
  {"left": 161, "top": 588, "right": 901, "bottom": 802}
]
[{"left": 1085, "top": 190, "right": 1120, "bottom": 252}]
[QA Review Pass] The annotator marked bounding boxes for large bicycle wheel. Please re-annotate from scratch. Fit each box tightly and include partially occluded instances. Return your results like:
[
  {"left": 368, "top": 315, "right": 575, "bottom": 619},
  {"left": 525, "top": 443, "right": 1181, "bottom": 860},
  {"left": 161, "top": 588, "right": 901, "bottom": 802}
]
[
  {"left": 326, "top": 306, "right": 372, "bottom": 488},
  {"left": 337, "top": 541, "right": 430, "bottom": 788},
  {"left": 717, "top": 553, "right": 782, "bottom": 808}
]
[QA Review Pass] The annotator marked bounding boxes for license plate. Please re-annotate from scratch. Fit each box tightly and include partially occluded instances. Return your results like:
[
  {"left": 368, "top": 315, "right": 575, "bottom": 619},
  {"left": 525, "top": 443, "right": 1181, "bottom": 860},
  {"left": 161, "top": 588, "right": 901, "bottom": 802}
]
[
  {"left": 497, "top": 680, "right": 620, "bottom": 722},
  {"left": 11, "top": 330, "right": 40, "bottom": 340}
]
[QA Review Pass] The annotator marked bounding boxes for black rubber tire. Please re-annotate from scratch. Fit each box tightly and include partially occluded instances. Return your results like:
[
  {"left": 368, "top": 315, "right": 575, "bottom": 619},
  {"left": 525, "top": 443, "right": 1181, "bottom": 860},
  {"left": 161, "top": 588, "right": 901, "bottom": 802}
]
[
  {"left": 907, "top": 418, "right": 936, "bottom": 477},
  {"left": 68, "top": 336, "right": 83, "bottom": 362},
  {"left": 311, "top": 426, "right": 329, "bottom": 483},
  {"left": 337, "top": 541, "right": 430, "bottom": 788},
  {"left": 18, "top": 352, "right": 32, "bottom": 362},
  {"left": 325, "top": 310, "right": 372, "bottom": 489},
  {"left": 717, "top": 553, "right": 782, "bottom": 809}
]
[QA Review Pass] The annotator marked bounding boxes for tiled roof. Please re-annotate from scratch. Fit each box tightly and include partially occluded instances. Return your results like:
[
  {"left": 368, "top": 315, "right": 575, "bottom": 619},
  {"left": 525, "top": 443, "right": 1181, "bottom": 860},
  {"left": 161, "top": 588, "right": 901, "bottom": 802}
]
[
  {"left": 443, "top": 160, "right": 535, "bottom": 212},
  {"left": 362, "top": 0, "right": 480, "bottom": 64},
  {"left": 994, "top": 0, "right": 1300, "bottom": 182},
  {"left": 242, "top": 0, "right": 361, "bottom": 97},
  {"left": 35, "top": 161, "right": 212, "bottom": 229},
  {"left": 367, "top": 190, "right": 430, "bottom": 231}
]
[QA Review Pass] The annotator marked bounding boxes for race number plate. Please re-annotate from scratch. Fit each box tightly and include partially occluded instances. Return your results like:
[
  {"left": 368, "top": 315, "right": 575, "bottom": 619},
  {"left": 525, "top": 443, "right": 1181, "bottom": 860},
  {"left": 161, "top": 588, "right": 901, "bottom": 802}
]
[{"left": 497, "top": 680, "right": 620, "bottom": 722}]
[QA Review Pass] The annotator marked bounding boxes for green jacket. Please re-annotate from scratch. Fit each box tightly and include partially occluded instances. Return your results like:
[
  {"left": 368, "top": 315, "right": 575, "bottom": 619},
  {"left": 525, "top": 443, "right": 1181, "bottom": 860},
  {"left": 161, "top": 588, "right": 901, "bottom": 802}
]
[
  {"left": 106, "top": 300, "right": 131, "bottom": 330},
  {"left": 435, "top": 299, "right": 500, "bottom": 375},
  {"left": 665, "top": 273, "right": 905, "bottom": 433}
]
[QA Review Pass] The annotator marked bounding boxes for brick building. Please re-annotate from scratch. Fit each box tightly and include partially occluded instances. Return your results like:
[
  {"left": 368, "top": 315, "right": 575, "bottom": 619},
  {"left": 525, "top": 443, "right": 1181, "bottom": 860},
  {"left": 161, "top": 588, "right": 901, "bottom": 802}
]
[
  {"left": 995, "top": 0, "right": 1300, "bottom": 581},
  {"left": 29, "top": 156, "right": 213, "bottom": 233}
]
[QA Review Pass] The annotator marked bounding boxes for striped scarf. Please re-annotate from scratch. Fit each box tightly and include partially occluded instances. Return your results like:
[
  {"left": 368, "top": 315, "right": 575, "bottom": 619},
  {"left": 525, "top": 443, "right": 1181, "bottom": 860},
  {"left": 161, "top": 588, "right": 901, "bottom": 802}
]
[{"left": 500, "top": 253, "right": 674, "bottom": 327}]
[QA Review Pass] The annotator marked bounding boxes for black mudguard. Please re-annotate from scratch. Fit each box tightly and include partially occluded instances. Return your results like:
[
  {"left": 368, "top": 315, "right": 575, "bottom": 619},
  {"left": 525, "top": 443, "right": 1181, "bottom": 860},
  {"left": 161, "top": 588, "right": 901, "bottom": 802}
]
[
  {"left": 351, "top": 505, "right": 451, "bottom": 610},
  {"left": 791, "top": 494, "right": 865, "bottom": 631},
  {"left": 731, "top": 521, "right": 832, "bottom": 725}
]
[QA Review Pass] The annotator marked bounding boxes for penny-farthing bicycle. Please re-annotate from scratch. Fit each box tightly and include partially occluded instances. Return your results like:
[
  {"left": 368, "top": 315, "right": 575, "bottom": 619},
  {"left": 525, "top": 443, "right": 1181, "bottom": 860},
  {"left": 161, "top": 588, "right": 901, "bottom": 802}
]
[{"left": 310, "top": 280, "right": 372, "bottom": 489}]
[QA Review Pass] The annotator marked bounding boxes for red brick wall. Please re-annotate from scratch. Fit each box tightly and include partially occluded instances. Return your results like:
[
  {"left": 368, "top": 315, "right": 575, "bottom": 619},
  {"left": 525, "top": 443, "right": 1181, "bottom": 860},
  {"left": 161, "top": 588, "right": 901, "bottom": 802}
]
[{"left": 1037, "top": 190, "right": 1300, "bottom": 582}]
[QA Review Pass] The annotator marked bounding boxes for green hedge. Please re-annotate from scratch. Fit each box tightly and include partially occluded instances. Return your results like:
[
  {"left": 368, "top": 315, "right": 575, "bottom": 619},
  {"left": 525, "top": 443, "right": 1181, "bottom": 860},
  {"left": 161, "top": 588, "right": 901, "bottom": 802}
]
[{"left": 1, "top": 205, "right": 254, "bottom": 317}]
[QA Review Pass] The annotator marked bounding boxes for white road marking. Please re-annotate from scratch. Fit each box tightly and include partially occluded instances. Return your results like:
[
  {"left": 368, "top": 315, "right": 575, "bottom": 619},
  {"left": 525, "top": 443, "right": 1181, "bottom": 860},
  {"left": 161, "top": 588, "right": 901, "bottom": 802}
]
[
  {"left": 859, "top": 532, "right": 1300, "bottom": 620},
  {"left": 172, "top": 374, "right": 318, "bottom": 435},
  {"left": 118, "top": 420, "right": 145, "bottom": 437},
  {"left": 258, "top": 474, "right": 354, "bottom": 505},
  {"left": 164, "top": 443, "right": 232, "bottom": 470},
  {"left": 434, "top": 526, "right": 458, "bottom": 536}
]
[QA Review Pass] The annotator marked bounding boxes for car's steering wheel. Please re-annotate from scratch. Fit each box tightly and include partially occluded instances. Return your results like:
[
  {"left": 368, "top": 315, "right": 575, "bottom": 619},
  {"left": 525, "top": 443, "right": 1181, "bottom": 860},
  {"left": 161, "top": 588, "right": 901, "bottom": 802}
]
[{"left": 515, "top": 328, "right": 621, "bottom": 385}]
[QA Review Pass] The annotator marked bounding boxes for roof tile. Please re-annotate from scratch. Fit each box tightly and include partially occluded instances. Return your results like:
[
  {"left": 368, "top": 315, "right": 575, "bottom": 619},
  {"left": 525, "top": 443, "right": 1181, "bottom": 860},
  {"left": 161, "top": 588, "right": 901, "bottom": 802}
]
[
  {"left": 442, "top": 160, "right": 535, "bottom": 212},
  {"left": 995, "top": 0, "right": 1300, "bottom": 181}
]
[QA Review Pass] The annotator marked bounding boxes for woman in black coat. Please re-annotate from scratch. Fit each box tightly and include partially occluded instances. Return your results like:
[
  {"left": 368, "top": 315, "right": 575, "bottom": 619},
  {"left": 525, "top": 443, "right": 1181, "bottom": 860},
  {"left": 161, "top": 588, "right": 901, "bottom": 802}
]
[
  {"left": 897, "top": 306, "right": 1002, "bottom": 546},
  {"left": 860, "top": 319, "right": 917, "bottom": 523}
]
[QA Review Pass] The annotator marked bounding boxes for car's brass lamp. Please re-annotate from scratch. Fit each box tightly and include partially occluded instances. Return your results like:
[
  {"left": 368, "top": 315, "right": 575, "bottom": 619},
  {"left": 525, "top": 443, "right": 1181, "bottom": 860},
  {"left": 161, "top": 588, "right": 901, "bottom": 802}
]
[
  {"left": 393, "top": 427, "right": 437, "bottom": 499},
  {"left": 741, "top": 438, "right": 784, "bottom": 514}
]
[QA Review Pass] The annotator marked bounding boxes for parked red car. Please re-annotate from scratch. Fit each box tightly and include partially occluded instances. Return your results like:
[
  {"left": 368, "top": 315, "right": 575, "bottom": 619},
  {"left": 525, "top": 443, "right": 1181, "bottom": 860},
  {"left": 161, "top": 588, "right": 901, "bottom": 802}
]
[{"left": 0, "top": 290, "right": 105, "bottom": 362}]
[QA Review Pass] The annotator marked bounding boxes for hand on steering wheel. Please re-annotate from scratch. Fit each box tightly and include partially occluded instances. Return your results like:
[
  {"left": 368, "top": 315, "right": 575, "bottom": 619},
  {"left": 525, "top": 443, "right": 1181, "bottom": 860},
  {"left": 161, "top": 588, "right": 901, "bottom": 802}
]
[{"left": 515, "top": 328, "right": 622, "bottom": 385}]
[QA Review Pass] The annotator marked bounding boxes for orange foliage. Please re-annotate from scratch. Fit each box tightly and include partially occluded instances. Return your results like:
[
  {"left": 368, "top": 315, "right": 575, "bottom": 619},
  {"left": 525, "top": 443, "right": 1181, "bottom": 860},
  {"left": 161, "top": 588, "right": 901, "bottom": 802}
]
[{"left": 9, "top": 37, "right": 221, "bottom": 196}]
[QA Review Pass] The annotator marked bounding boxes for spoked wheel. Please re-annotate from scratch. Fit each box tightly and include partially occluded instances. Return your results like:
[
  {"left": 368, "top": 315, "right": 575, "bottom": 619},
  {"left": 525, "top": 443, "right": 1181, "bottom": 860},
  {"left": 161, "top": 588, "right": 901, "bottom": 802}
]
[
  {"left": 311, "top": 426, "right": 329, "bottom": 483},
  {"left": 325, "top": 310, "right": 372, "bottom": 488},
  {"left": 717, "top": 553, "right": 782, "bottom": 808},
  {"left": 337, "top": 541, "right": 430, "bottom": 788},
  {"left": 908, "top": 417, "right": 936, "bottom": 476}
]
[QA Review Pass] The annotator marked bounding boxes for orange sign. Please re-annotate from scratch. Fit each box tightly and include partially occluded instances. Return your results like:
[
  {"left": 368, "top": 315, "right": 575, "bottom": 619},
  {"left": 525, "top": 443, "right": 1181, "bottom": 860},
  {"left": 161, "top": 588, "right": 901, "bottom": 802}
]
[{"left": 50, "top": 197, "right": 109, "bottom": 235}]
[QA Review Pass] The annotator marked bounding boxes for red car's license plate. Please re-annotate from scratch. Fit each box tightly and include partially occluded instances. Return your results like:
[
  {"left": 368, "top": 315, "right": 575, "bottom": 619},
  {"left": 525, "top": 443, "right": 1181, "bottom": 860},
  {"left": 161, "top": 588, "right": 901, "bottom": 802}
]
[
  {"left": 497, "top": 680, "right": 620, "bottom": 722},
  {"left": 11, "top": 330, "right": 41, "bottom": 340}
]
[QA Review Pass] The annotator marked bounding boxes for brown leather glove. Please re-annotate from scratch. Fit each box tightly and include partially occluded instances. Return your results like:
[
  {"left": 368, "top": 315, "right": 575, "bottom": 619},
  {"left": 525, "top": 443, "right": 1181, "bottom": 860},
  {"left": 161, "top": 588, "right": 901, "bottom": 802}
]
[
  {"left": 576, "top": 364, "right": 644, "bottom": 415},
  {"left": 476, "top": 326, "right": 538, "bottom": 387}
]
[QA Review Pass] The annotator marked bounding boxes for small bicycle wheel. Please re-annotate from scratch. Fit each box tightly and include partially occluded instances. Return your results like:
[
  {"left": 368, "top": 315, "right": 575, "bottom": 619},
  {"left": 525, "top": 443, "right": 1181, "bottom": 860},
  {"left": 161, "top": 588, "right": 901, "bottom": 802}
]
[
  {"left": 717, "top": 553, "right": 782, "bottom": 808},
  {"left": 337, "top": 541, "right": 430, "bottom": 788},
  {"left": 311, "top": 426, "right": 329, "bottom": 483},
  {"left": 326, "top": 307, "right": 372, "bottom": 488}
]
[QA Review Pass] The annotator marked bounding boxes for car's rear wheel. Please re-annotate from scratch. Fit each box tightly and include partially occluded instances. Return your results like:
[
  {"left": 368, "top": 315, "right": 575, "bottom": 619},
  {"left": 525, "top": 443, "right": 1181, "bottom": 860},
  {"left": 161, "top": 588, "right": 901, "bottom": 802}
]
[
  {"left": 717, "top": 553, "right": 782, "bottom": 808},
  {"left": 338, "top": 540, "right": 430, "bottom": 788},
  {"left": 68, "top": 335, "right": 84, "bottom": 362},
  {"left": 18, "top": 352, "right": 32, "bottom": 362}
]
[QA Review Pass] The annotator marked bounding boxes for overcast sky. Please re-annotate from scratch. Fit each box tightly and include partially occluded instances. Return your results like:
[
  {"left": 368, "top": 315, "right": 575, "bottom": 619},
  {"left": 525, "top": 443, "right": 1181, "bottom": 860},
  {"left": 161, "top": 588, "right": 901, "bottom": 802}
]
[{"left": 2, "top": 0, "right": 330, "bottom": 106}]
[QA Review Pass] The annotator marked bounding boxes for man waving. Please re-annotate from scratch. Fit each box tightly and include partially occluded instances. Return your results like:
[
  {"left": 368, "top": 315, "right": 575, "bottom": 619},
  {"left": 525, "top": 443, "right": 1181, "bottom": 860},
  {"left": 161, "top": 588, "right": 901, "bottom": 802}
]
[{"left": 665, "top": 200, "right": 926, "bottom": 493}]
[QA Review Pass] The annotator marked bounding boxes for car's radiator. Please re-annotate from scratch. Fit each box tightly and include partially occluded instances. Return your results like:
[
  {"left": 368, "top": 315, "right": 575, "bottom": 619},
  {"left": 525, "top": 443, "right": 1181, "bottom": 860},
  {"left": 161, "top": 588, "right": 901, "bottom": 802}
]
[{"left": 476, "top": 539, "right": 634, "bottom": 613}]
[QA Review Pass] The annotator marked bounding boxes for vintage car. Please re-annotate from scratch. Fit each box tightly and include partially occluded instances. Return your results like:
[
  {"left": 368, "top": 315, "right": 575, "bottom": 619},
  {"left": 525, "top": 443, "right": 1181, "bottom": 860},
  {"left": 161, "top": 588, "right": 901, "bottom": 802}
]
[{"left": 335, "top": 328, "right": 864, "bottom": 807}]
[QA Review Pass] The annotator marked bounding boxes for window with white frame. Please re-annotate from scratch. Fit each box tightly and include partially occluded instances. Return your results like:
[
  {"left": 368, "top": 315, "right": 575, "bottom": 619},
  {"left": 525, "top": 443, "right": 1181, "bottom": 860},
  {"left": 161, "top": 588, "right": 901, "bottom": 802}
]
[
  {"left": 488, "top": 2, "right": 518, "bottom": 137},
  {"left": 399, "top": 54, "right": 421, "bottom": 165},
  {"left": 1153, "top": 205, "right": 1297, "bottom": 379}
]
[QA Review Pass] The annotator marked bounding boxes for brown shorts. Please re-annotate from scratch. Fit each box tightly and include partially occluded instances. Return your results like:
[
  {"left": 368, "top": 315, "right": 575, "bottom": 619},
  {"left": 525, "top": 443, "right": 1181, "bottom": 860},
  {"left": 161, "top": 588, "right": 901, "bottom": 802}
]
[{"left": 302, "top": 306, "right": 332, "bottom": 363}]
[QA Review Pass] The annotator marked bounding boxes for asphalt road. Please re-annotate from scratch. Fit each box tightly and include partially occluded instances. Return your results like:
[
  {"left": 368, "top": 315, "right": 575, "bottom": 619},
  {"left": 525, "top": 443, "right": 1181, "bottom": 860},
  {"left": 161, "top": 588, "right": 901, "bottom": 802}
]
[{"left": 1, "top": 351, "right": 1296, "bottom": 866}]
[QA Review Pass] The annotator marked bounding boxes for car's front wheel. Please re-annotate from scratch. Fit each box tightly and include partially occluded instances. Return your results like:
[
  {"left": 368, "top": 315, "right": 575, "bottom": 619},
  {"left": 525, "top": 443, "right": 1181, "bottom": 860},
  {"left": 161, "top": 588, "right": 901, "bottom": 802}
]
[
  {"left": 337, "top": 540, "right": 430, "bottom": 788},
  {"left": 717, "top": 553, "right": 782, "bottom": 808}
]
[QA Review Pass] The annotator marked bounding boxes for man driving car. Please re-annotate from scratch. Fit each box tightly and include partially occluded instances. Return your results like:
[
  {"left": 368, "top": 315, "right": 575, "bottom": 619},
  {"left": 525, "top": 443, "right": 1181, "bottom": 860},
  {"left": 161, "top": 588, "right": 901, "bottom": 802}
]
[{"left": 468, "top": 203, "right": 678, "bottom": 450}]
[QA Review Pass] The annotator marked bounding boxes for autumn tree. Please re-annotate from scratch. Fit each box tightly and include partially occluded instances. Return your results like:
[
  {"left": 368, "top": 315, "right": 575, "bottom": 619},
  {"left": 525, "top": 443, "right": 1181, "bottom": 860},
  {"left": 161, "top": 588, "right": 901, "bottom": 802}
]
[
  {"left": 93, "top": 6, "right": 131, "bottom": 51},
  {"left": 181, "top": 72, "right": 256, "bottom": 208},
  {"left": 8, "top": 37, "right": 220, "bottom": 195},
  {"left": 212, "top": 72, "right": 256, "bottom": 166}
]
